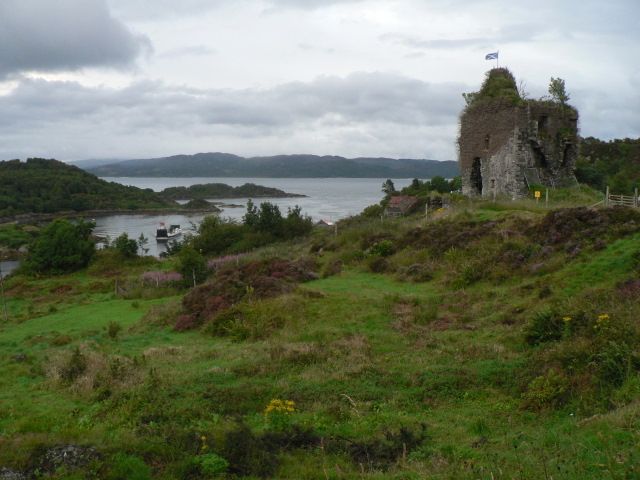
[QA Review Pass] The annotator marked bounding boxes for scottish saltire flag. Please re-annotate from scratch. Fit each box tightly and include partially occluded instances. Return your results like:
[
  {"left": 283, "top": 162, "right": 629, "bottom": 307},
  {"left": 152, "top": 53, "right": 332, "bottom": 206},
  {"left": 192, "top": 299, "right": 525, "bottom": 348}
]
[{"left": 485, "top": 52, "right": 499, "bottom": 60}]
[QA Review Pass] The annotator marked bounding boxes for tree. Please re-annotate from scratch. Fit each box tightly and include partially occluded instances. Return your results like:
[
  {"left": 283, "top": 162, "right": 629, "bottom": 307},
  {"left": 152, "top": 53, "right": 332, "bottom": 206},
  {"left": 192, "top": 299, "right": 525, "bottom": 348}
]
[
  {"left": 283, "top": 205, "right": 313, "bottom": 238},
  {"left": 255, "top": 202, "right": 284, "bottom": 235},
  {"left": 114, "top": 233, "right": 138, "bottom": 258},
  {"left": 137, "top": 233, "right": 149, "bottom": 256},
  {"left": 449, "top": 176, "right": 463, "bottom": 192},
  {"left": 429, "top": 176, "right": 450, "bottom": 194},
  {"left": 243, "top": 199, "right": 259, "bottom": 227},
  {"left": 177, "top": 245, "right": 207, "bottom": 287},
  {"left": 548, "top": 77, "right": 570, "bottom": 105},
  {"left": 25, "top": 219, "right": 95, "bottom": 274},
  {"left": 382, "top": 179, "right": 396, "bottom": 196}
]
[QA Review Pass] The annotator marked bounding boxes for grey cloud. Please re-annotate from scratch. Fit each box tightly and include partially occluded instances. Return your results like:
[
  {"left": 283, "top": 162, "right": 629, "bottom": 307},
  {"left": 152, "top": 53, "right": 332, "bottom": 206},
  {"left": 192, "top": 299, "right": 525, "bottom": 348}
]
[
  {"left": 0, "top": 73, "right": 467, "bottom": 160},
  {"left": 380, "top": 24, "right": 540, "bottom": 52},
  {"left": 0, "top": 0, "right": 150, "bottom": 78},
  {"left": 266, "top": 0, "right": 363, "bottom": 9},
  {"left": 109, "top": 0, "right": 361, "bottom": 19},
  {"left": 380, "top": 33, "right": 489, "bottom": 50},
  {"left": 108, "top": 0, "right": 220, "bottom": 20},
  {"left": 158, "top": 46, "right": 217, "bottom": 59}
]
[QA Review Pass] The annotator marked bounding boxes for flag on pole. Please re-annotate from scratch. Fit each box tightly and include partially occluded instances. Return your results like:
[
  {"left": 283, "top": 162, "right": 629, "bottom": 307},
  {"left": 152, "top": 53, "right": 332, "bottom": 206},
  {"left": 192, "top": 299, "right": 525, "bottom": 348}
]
[{"left": 485, "top": 52, "right": 499, "bottom": 60}]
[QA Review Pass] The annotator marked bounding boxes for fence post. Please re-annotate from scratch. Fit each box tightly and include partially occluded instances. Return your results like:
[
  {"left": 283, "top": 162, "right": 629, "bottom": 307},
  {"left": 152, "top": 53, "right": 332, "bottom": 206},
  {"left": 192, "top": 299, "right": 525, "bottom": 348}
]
[
  {"left": 545, "top": 189, "right": 549, "bottom": 208},
  {"left": 635, "top": 188, "right": 639, "bottom": 208},
  {"left": 605, "top": 186, "right": 610, "bottom": 207}
]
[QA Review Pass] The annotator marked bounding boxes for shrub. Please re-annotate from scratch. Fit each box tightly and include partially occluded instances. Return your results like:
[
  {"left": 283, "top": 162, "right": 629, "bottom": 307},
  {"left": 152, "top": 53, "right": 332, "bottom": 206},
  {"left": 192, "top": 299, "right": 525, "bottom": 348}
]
[
  {"left": 60, "top": 347, "right": 87, "bottom": 383},
  {"left": 321, "top": 258, "right": 342, "bottom": 278},
  {"left": 25, "top": 219, "right": 95, "bottom": 274},
  {"left": 361, "top": 203, "right": 384, "bottom": 218},
  {"left": 177, "top": 245, "right": 207, "bottom": 287},
  {"left": 108, "top": 453, "right": 151, "bottom": 480},
  {"left": 113, "top": 233, "right": 138, "bottom": 258},
  {"left": 107, "top": 321, "right": 121, "bottom": 340},
  {"left": 397, "top": 263, "right": 433, "bottom": 283},
  {"left": 522, "top": 369, "right": 568, "bottom": 410},
  {"left": 220, "top": 423, "right": 279, "bottom": 478},
  {"left": 368, "top": 239, "right": 395, "bottom": 257},
  {"left": 197, "top": 453, "right": 229, "bottom": 476},
  {"left": 525, "top": 310, "right": 563, "bottom": 345},
  {"left": 367, "top": 256, "right": 390, "bottom": 273}
]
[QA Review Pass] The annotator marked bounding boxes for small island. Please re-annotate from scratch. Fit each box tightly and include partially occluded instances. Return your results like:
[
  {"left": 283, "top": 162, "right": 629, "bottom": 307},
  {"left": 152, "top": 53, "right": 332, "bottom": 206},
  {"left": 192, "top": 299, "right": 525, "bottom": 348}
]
[{"left": 159, "top": 183, "right": 306, "bottom": 201}]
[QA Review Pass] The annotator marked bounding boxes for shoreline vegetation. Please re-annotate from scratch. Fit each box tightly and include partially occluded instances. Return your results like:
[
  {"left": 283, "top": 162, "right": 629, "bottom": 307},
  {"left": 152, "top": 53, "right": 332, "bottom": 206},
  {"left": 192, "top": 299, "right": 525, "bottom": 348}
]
[{"left": 0, "top": 159, "right": 306, "bottom": 224}]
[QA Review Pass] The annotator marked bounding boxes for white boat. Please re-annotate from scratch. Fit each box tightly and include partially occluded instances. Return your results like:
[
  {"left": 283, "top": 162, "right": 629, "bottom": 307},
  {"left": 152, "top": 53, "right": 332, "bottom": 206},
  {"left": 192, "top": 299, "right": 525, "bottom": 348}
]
[{"left": 155, "top": 223, "right": 182, "bottom": 242}]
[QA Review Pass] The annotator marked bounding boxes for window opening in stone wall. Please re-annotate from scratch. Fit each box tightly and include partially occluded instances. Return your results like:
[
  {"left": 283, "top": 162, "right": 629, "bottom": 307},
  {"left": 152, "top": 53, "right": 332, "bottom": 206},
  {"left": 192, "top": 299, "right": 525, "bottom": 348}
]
[
  {"left": 484, "top": 135, "right": 490, "bottom": 150},
  {"left": 531, "top": 143, "right": 547, "bottom": 168},
  {"left": 562, "top": 144, "right": 571, "bottom": 167},
  {"left": 538, "top": 115, "right": 549, "bottom": 133},
  {"left": 471, "top": 157, "right": 482, "bottom": 194}
]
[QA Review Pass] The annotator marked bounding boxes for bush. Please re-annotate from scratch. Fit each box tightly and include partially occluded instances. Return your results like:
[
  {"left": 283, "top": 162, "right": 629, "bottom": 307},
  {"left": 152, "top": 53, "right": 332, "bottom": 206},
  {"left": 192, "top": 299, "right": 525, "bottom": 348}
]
[
  {"left": 368, "top": 240, "right": 395, "bottom": 257},
  {"left": 107, "top": 321, "right": 121, "bottom": 340},
  {"left": 525, "top": 310, "right": 564, "bottom": 345},
  {"left": 25, "top": 219, "right": 95, "bottom": 274},
  {"left": 360, "top": 203, "right": 384, "bottom": 218},
  {"left": 108, "top": 453, "right": 151, "bottom": 480},
  {"left": 60, "top": 347, "right": 87, "bottom": 384},
  {"left": 113, "top": 233, "right": 138, "bottom": 258},
  {"left": 367, "top": 256, "right": 390, "bottom": 273},
  {"left": 522, "top": 369, "right": 568, "bottom": 410},
  {"left": 177, "top": 245, "right": 207, "bottom": 287},
  {"left": 197, "top": 453, "right": 229, "bottom": 476}
]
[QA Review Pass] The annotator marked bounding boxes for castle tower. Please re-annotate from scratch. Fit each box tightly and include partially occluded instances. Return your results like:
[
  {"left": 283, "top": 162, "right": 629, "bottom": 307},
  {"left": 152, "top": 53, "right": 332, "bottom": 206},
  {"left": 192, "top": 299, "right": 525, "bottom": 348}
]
[{"left": 458, "top": 68, "right": 579, "bottom": 199}]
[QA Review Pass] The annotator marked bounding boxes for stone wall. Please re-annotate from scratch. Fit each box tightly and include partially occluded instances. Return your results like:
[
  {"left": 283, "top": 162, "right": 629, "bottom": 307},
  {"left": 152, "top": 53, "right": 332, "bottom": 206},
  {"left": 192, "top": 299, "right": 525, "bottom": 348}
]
[{"left": 459, "top": 98, "right": 578, "bottom": 198}]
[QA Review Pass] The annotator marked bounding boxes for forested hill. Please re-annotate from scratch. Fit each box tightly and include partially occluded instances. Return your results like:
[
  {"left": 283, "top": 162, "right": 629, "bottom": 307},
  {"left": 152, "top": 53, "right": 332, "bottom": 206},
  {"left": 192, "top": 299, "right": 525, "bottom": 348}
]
[
  {"left": 576, "top": 137, "right": 640, "bottom": 194},
  {"left": 87, "top": 153, "right": 459, "bottom": 178},
  {"left": 0, "top": 158, "right": 173, "bottom": 217}
]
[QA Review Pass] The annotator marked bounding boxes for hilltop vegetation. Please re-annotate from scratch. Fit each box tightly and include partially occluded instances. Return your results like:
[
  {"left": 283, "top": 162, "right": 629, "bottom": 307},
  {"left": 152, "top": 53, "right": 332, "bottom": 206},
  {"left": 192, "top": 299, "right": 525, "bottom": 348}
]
[
  {"left": 87, "top": 152, "right": 459, "bottom": 178},
  {"left": 1, "top": 191, "right": 639, "bottom": 479},
  {"left": 160, "top": 183, "right": 305, "bottom": 200},
  {"left": 0, "top": 158, "right": 172, "bottom": 217},
  {"left": 576, "top": 136, "right": 640, "bottom": 194}
]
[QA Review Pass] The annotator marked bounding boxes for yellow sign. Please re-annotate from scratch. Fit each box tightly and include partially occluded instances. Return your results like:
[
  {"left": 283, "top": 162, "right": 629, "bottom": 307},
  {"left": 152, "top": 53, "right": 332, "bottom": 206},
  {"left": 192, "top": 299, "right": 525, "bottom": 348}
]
[{"left": 534, "top": 191, "right": 541, "bottom": 199}]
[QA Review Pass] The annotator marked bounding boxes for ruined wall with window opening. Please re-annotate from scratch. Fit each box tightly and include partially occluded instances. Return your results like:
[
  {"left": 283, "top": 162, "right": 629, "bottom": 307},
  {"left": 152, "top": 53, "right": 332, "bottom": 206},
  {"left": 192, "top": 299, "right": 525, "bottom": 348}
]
[{"left": 458, "top": 69, "right": 579, "bottom": 198}]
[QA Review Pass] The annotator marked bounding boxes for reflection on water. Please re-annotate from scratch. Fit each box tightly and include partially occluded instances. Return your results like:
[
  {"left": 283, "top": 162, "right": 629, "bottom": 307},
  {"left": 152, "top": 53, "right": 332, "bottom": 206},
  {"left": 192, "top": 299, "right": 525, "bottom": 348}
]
[{"left": 96, "top": 177, "right": 414, "bottom": 257}]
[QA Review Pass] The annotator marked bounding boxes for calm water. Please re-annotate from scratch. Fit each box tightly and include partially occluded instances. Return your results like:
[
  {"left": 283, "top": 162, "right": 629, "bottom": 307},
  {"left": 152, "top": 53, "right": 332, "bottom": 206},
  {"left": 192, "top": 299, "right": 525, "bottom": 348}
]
[
  {"left": 96, "top": 177, "right": 413, "bottom": 256},
  {"left": 0, "top": 260, "right": 20, "bottom": 278}
]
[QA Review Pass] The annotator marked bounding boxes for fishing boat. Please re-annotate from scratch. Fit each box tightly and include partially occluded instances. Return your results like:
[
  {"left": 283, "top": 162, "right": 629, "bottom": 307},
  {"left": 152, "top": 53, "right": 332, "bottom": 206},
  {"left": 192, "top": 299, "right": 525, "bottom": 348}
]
[{"left": 155, "top": 223, "right": 182, "bottom": 242}]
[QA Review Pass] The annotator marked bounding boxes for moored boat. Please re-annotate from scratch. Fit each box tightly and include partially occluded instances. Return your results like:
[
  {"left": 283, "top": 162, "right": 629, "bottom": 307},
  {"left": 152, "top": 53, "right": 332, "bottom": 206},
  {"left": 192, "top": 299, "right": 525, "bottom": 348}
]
[{"left": 156, "top": 223, "right": 182, "bottom": 242}]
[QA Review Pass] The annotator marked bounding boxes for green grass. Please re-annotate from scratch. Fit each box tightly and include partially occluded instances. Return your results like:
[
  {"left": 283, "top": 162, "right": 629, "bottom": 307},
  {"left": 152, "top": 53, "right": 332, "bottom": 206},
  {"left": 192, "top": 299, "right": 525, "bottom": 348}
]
[{"left": 0, "top": 205, "right": 639, "bottom": 478}]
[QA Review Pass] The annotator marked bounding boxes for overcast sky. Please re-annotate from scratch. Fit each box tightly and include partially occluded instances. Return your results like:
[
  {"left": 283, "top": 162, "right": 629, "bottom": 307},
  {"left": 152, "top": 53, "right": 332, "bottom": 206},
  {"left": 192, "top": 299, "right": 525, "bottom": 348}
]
[{"left": 0, "top": 0, "right": 638, "bottom": 161}]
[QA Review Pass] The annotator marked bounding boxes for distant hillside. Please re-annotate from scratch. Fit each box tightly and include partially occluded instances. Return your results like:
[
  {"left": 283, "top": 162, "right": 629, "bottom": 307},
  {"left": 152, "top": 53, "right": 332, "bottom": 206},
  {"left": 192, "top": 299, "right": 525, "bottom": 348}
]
[
  {"left": 160, "top": 183, "right": 305, "bottom": 200},
  {"left": 0, "top": 158, "right": 173, "bottom": 217},
  {"left": 576, "top": 137, "right": 640, "bottom": 194},
  {"left": 87, "top": 153, "right": 459, "bottom": 178}
]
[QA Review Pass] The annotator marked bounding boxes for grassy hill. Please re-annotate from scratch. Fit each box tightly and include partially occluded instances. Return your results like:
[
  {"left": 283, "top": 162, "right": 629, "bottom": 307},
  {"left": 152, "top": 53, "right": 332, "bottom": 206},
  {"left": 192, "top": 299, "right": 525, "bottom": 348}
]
[
  {"left": 0, "top": 193, "right": 639, "bottom": 478},
  {"left": 0, "top": 158, "right": 173, "bottom": 217},
  {"left": 87, "top": 153, "right": 459, "bottom": 178}
]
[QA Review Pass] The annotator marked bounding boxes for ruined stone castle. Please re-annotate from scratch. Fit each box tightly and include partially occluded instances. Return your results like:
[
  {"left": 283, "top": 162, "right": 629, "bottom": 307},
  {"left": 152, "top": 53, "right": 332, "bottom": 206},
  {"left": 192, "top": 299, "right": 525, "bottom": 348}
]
[{"left": 458, "top": 68, "right": 579, "bottom": 199}]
